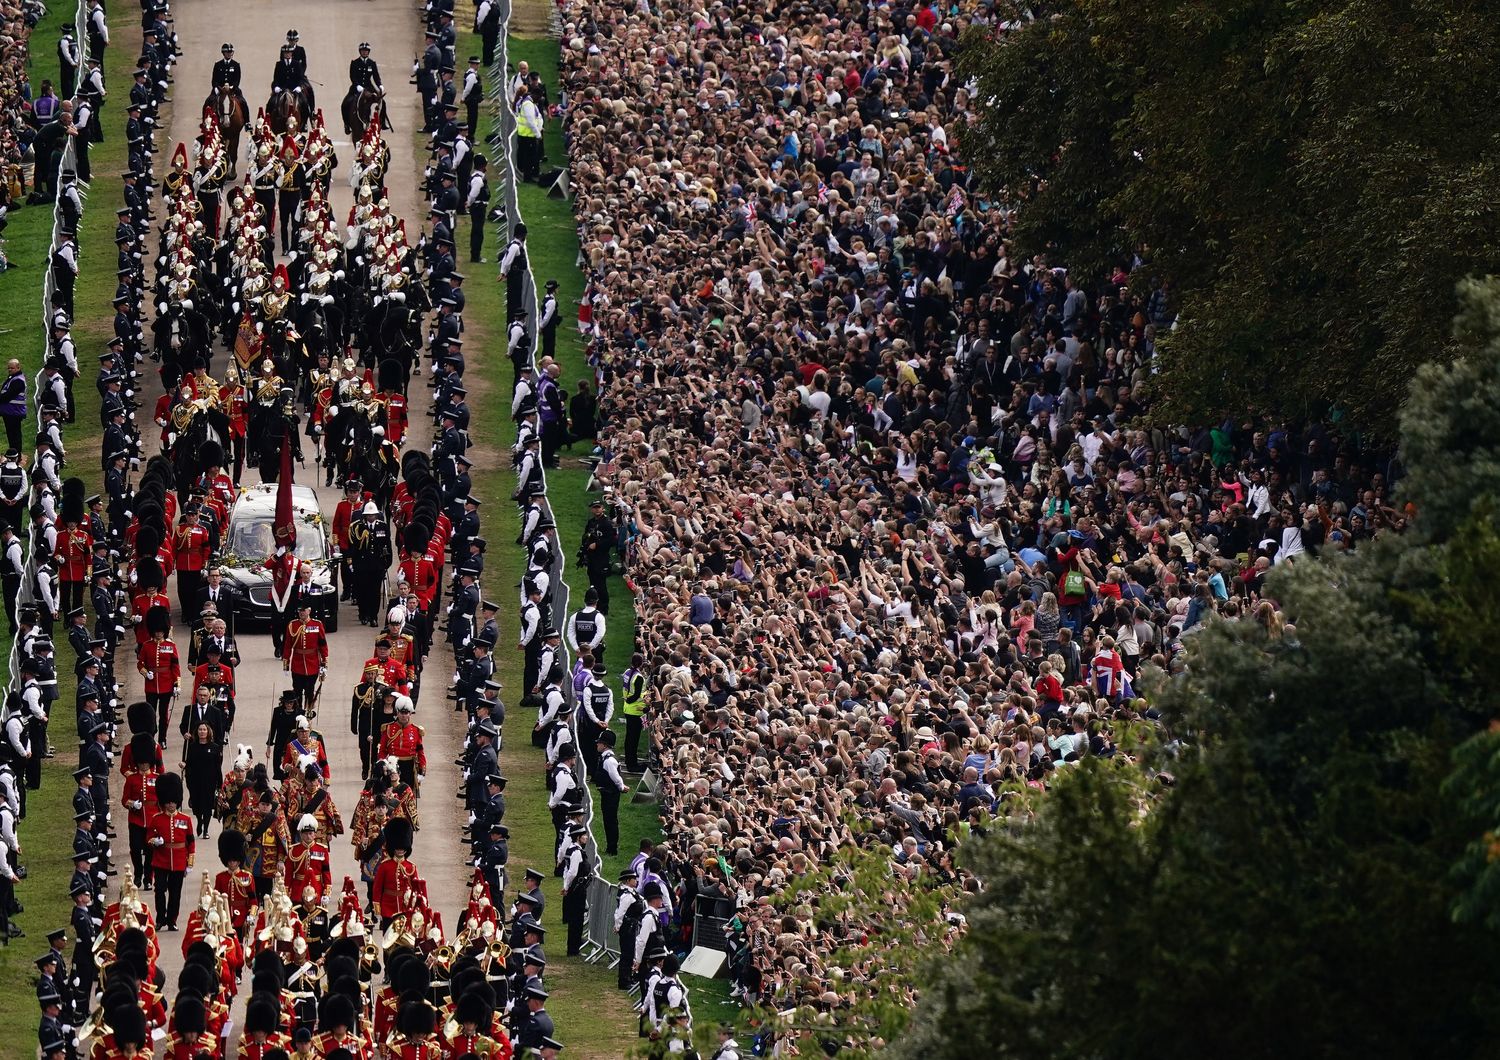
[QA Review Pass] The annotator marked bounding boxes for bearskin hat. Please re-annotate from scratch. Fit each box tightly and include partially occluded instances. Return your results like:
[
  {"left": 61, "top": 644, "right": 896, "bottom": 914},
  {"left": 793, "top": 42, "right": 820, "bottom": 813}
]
[
  {"left": 129, "top": 732, "right": 159, "bottom": 768},
  {"left": 136, "top": 524, "right": 161, "bottom": 560},
  {"left": 173, "top": 994, "right": 207, "bottom": 1035},
  {"left": 145, "top": 604, "right": 172, "bottom": 636},
  {"left": 136, "top": 557, "right": 163, "bottom": 591},
  {"left": 127, "top": 701, "right": 155, "bottom": 736},
  {"left": 218, "top": 829, "right": 247, "bottom": 866},
  {"left": 111, "top": 1005, "right": 148, "bottom": 1047},
  {"left": 396, "top": 996, "right": 435, "bottom": 1037},
  {"left": 155, "top": 771, "right": 184, "bottom": 807},
  {"left": 320, "top": 991, "right": 356, "bottom": 1032},
  {"left": 383, "top": 817, "right": 413, "bottom": 855},
  {"left": 455, "top": 990, "right": 491, "bottom": 1028},
  {"left": 200, "top": 439, "right": 224, "bottom": 469},
  {"left": 245, "top": 993, "right": 280, "bottom": 1034}
]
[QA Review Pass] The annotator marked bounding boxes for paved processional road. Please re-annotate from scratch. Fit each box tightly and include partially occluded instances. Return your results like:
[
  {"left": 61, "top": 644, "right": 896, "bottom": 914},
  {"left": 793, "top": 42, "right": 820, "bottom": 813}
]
[{"left": 106, "top": 2, "right": 471, "bottom": 1054}]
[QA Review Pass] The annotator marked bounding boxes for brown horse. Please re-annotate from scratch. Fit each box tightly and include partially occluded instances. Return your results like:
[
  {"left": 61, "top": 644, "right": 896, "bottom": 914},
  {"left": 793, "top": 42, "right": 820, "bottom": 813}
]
[
  {"left": 267, "top": 85, "right": 311, "bottom": 136},
  {"left": 204, "top": 86, "right": 248, "bottom": 177},
  {"left": 341, "top": 85, "right": 388, "bottom": 139}
]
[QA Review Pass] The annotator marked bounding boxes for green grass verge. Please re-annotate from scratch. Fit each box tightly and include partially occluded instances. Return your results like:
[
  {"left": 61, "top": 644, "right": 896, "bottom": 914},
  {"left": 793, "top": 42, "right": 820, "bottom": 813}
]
[
  {"left": 0, "top": 11, "right": 124, "bottom": 1055},
  {"left": 432, "top": 18, "right": 687, "bottom": 1056}
]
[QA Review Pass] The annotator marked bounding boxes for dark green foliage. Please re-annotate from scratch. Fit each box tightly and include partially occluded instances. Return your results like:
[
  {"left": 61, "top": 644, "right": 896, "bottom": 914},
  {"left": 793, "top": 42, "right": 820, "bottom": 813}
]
[{"left": 960, "top": 1, "right": 1500, "bottom": 430}]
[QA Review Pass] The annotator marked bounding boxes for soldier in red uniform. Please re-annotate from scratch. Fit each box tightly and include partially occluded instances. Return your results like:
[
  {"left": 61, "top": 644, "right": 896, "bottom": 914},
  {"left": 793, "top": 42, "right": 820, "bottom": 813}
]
[
  {"left": 137, "top": 605, "right": 180, "bottom": 745},
  {"left": 372, "top": 817, "right": 416, "bottom": 928},
  {"left": 331, "top": 479, "right": 362, "bottom": 602},
  {"left": 387, "top": 998, "right": 444, "bottom": 1059},
  {"left": 378, "top": 696, "right": 426, "bottom": 790},
  {"left": 445, "top": 991, "right": 512, "bottom": 1058},
  {"left": 240, "top": 994, "right": 291, "bottom": 1059},
  {"left": 213, "top": 829, "right": 257, "bottom": 937},
  {"left": 131, "top": 557, "right": 173, "bottom": 648},
  {"left": 222, "top": 378, "right": 249, "bottom": 485},
  {"left": 312, "top": 993, "right": 370, "bottom": 1058},
  {"left": 160, "top": 995, "right": 219, "bottom": 1059},
  {"left": 281, "top": 601, "right": 329, "bottom": 715},
  {"left": 365, "top": 637, "right": 409, "bottom": 693},
  {"left": 284, "top": 813, "right": 332, "bottom": 900},
  {"left": 173, "top": 505, "right": 213, "bottom": 622},
  {"left": 59, "top": 494, "right": 93, "bottom": 614},
  {"left": 378, "top": 358, "right": 409, "bottom": 446},
  {"left": 147, "top": 772, "right": 194, "bottom": 930},
  {"left": 383, "top": 614, "right": 420, "bottom": 682},
  {"left": 91, "top": 1004, "right": 151, "bottom": 1059},
  {"left": 121, "top": 737, "right": 161, "bottom": 889},
  {"left": 400, "top": 529, "right": 440, "bottom": 615}
]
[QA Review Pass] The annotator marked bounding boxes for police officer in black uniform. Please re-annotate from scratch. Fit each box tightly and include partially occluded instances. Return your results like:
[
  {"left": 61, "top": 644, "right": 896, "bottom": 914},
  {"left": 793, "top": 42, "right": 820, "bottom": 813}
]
[
  {"left": 212, "top": 43, "right": 249, "bottom": 115},
  {"left": 580, "top": 498, "right": 614, "bottom": 615}
]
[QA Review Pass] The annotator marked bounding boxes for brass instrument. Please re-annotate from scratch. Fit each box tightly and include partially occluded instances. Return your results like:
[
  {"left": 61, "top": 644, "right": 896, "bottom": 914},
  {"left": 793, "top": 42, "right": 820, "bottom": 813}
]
[
  {"left": 77, "top": 1010, "right": 110, "bottom": 1043},
  {"left": 485, "top": 939, "right": 511, "bottom": 967}
]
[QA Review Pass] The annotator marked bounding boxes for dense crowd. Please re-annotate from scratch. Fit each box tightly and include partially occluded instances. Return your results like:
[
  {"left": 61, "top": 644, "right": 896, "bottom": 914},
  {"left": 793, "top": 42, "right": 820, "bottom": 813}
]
[{"left": 557, "top": 0, "right": 1403, "bottom": 1029}]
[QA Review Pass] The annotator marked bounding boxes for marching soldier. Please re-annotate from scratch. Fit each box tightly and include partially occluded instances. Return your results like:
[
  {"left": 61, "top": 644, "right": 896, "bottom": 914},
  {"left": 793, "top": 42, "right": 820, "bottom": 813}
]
[
  {"left": 378, "top": 696, "right": 425, "bottom": 791},
  {"left": 347, "top": 502, "right": 392, "bottom": 627},
  {"left": 280, "top": 601, "right": 328, "bottom": 717},
  {"left": 146, "top": 772, "right": 194, "bottom": 930},
  {"left": 137, "top": 605, "right": 180, "bottom": 745},
  {"left": 349, "top": 662, "right": 386, "bottom": 779},
  {"left": 173, "top": 504, "right": 212, "bottom": 621}
]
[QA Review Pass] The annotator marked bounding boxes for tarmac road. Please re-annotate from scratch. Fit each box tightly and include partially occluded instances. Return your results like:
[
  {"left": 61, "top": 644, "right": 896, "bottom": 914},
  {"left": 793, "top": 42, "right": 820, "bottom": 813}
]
[{"left": 109, "top": 2, "right": 470, "bottom": 1052}]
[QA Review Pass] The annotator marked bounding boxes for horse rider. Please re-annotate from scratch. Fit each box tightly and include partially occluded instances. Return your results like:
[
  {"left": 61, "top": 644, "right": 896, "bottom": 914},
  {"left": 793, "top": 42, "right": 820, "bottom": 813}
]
[
  {"left": 344, "top": 42, "right": 389, "bottom": 134},
  {"left": 211, "top": 43, "right": 249, "bottom": 116}
]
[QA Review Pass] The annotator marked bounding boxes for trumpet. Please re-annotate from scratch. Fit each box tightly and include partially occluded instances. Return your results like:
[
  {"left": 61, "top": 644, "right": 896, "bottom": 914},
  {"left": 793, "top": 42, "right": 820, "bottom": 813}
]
[
  {"left": 485, "top": 939, "right": 510, "bottom": 967},
  {"left": 429, "top": 944, "right": 455, "bottom": 971},
  {"left": 360, "top": 941, "right": 382, "bottom": 970}
]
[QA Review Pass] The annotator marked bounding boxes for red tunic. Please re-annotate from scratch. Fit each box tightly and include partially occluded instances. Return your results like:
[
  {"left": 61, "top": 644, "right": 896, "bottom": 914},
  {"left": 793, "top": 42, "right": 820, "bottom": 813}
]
[
  {"left": 174, "top": 523, "right": 212, "bottom": 572},
  {"left": 372, "top": 855, "right": 416, "bottom": 918},
  {"left": 60, "top": 524, "right": 93, "bottom": 582},
  {"left": 282, "top": 618, "right": 329, "bottom": 676},
  {"left": 378, "top": 720, "right": 425, "bottom": 773},
  {"left": 381, "top": 391, "right": 408, "bottom": 446},
  {"left": 283, "top": 840, "right": 332, "bottom": 899},
  {"left": 214, "top": 867, "right": 257, "bottom": 931},
  {"left": 400, "top": 553, "right": 439, "bottom": 610},
  {"left": 147, "top": 809, "right": 195, "bottom": 872},
  {"left": 137, "top": 637, "right": 181, "bottom": 695},
  {"left": 121, "top": 769, "right": 160, "bottom": 829}
]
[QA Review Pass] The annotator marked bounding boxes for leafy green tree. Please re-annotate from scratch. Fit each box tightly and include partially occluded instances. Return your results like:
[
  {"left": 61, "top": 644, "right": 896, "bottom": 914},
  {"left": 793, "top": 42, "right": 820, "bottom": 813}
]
[
  {"left": 850, "top": 279, "right": 1500, "bottom": 1057},
  {"left": 960, "top": 1, "right": 1500, "bottom": 430}
]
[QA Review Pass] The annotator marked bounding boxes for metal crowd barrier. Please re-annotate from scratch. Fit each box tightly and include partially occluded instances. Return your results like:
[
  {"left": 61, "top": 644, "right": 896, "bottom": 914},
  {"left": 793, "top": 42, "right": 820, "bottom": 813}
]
[{"left": 490, "top": 0, "right": 615, "bottom": 956}]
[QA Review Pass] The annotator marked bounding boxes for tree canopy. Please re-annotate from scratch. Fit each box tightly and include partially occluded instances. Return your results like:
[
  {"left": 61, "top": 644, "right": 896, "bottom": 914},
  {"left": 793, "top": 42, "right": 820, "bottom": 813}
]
[
  {"left": 757, "top": 278, "right": 1500, "bottom": 1058},
  {"left": 959, "top": 0, "right": 1500, "bottom": 430}
]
